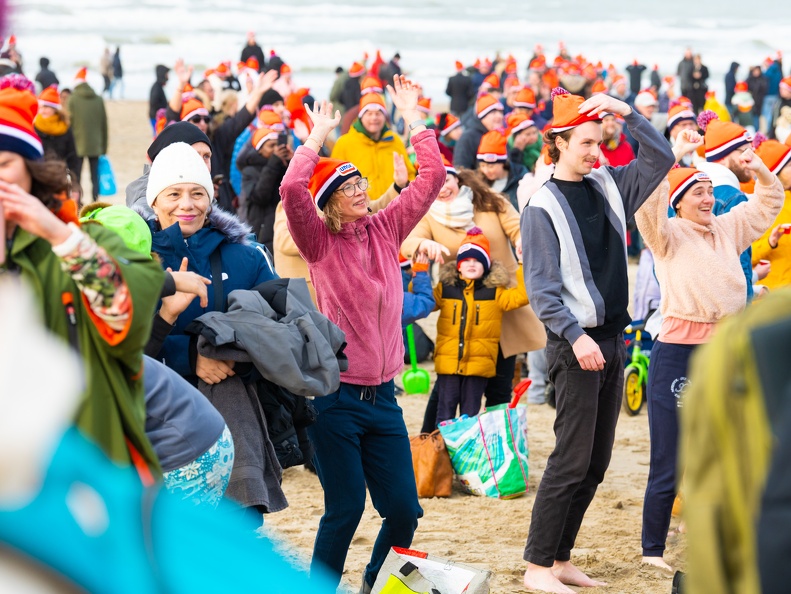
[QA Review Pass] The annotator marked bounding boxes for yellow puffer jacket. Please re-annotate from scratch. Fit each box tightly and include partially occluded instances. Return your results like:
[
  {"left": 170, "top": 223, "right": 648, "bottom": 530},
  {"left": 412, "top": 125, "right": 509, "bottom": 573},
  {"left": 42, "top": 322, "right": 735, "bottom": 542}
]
[
  {"left": 330, "top": 124, "right": 416, "bottom": 199},
  {"left": 433, "top": 262, "right": 528, "bottom": 377},
  {"left": 752, "top": 189, "right": 791, "bottom": 290}
]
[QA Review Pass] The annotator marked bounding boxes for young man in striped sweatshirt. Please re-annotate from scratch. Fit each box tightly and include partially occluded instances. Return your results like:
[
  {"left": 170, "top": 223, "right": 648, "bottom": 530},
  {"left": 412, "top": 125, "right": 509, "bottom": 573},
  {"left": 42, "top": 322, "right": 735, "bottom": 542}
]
[{"left": 520, "top": 88, "right": 675, "bottom": 593}]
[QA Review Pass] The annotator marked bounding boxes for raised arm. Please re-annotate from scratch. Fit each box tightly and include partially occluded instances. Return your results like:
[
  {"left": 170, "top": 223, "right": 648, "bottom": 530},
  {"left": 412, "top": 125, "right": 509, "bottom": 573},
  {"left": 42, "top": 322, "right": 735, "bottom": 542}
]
[
  {"left": 279, "top": 100, "right": 340, "bottom": 263},
  {"left": 578, "top": 93, "right": 675, "bottom": 219}
]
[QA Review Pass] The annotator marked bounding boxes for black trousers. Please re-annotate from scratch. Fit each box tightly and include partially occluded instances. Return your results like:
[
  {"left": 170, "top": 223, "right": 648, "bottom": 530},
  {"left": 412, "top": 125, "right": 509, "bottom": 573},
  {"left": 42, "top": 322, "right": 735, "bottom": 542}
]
[
  {"left": 80, "top": 156, "right": 100, "bottom": 201},
  {"left": 523, "top": 334, "right": 626, "bottom": 566}
]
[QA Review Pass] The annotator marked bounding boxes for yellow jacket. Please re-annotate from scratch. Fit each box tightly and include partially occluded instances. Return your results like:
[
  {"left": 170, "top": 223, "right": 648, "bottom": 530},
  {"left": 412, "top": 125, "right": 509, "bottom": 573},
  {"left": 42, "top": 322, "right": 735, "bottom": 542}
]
[
  {"left": 433, "top": 262, "right": 528, "bottom": 377},
  {"left": 752, "top": 190, "right": 791, "bottom": 290},
  {"left": 330, "top": 124, "right": 416, "bottom": 199}
]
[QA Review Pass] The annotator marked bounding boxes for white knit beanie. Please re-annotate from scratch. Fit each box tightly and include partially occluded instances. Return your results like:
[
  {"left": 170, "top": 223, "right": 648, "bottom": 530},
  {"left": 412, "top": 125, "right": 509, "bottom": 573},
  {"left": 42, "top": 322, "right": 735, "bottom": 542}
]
[{"left": 146, "top": 142, "right": 214, "bottom": 207}]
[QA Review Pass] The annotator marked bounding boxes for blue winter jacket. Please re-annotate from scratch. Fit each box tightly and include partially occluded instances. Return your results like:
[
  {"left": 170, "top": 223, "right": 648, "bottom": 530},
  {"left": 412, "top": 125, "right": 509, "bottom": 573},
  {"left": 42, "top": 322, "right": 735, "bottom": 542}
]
[
  {"left": 765, "top": 61, "right": 782, "bottom": 96},
  {"left": 401, "top": 269, "right": 435, "bottom": 327},
  {"left": 150, "top": 208, "right": 278, "bottom": 381}
]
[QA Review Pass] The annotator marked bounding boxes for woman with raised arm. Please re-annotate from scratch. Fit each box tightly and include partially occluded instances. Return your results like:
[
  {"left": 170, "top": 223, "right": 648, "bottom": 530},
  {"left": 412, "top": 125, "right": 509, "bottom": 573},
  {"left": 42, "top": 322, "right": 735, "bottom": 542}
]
[{"left": 279, "top": 76, "right": 444, "bottom": 593}]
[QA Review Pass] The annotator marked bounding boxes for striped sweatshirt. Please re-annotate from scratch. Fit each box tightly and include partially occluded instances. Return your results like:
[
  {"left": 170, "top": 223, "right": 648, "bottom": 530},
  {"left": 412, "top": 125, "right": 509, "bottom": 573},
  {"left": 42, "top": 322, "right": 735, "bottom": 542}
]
[{"left": 520, "top": 111, "right": 675, "bottom": 344}]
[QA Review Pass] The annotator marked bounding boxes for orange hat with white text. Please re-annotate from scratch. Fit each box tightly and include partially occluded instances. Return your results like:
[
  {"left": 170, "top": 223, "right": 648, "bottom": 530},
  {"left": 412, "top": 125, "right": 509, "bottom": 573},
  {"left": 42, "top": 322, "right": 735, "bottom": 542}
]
[
  {"left": 457, "top": 227, "right": 491, "bottom": 274},
  {"left": 667, "top": 167, "right": 711, "bottom": 210},
  {"left": 308, "top": 158, "right": 360, "bottom": 210},
  {"left": 549, "top": 87, "right": 601, "bottom": 132},
  {"left": 477, "top": 130, "right": 508, "bottom": 162}
]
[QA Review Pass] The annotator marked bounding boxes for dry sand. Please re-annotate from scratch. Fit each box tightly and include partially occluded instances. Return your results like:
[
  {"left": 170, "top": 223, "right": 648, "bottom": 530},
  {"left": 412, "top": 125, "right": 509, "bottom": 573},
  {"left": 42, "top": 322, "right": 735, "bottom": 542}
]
[{"left": 105, "top": 100, "right": 684, "bottom": 593}]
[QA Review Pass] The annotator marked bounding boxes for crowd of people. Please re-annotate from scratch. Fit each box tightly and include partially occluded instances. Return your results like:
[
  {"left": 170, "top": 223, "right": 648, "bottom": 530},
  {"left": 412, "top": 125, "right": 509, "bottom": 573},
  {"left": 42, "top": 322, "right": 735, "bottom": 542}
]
[{"left": 2, "top": 30, "right": 791, "bottom": 594}]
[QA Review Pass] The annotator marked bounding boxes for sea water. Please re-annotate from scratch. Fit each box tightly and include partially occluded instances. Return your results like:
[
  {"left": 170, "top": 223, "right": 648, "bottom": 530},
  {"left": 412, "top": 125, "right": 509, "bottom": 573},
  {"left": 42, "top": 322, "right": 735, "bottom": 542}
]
[{"left": 9, "top": 0, "right": 789, "bottom": 105}]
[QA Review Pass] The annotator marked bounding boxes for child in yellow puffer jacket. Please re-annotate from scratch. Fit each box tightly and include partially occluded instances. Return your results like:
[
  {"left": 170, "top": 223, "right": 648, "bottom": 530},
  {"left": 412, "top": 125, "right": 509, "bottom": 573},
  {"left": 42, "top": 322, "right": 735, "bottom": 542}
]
[{"left": 433, "top": 227, "right": 528, "bottom": 425}]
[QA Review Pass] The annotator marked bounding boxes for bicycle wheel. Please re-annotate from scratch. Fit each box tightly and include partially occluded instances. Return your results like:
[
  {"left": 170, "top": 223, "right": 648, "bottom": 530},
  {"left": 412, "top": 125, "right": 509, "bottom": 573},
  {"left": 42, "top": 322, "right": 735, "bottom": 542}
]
[{"left": 622, "top": 366, "right": 645, "bottom": 415}]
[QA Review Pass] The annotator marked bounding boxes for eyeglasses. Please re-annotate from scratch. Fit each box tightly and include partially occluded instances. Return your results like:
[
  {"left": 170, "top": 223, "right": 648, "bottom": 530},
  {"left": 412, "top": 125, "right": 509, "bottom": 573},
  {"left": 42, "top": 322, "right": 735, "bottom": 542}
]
[
  {"left": 189, "top": 115, "right": 211, "bottom": 124},
  {"left": 337, "top": 177, "right": 369, "bottom": 197}
]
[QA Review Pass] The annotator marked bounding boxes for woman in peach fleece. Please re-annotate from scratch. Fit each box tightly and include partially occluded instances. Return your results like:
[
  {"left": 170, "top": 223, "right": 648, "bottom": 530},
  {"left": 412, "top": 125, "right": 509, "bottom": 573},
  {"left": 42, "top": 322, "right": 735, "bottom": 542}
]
[{"left": 635, "top": 129, "right": 784, "bottom": 572}]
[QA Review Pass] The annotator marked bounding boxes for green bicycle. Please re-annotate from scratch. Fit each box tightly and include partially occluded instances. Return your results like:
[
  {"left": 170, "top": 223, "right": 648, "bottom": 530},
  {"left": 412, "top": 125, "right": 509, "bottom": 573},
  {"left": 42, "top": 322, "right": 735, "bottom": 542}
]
[{"left": 622, "top": 323, "right": 651, "bottom": 416}]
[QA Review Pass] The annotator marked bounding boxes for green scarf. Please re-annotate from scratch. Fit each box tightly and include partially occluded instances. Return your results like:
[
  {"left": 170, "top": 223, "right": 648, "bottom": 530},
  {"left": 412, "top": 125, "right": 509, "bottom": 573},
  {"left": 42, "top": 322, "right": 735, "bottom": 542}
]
[
  {"left": 508, "top": 136, "right": 543, "bottom": 172},
  {"left": 353, "top": 119, "right": 390, "bottom": 142}
]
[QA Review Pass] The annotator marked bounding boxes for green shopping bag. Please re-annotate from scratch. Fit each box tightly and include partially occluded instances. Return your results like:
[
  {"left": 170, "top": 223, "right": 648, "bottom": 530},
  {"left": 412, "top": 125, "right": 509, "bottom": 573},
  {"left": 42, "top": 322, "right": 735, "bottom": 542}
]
[{"left": 438, "top": 379, "right": 530, "bottom": 499}]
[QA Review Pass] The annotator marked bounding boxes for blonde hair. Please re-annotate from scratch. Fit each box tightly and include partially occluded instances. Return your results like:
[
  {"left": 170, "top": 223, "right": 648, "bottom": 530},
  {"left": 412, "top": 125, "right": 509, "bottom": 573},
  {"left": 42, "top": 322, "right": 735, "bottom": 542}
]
[{"left": 322, "top": 194, "right": 344, "bottom": 234}]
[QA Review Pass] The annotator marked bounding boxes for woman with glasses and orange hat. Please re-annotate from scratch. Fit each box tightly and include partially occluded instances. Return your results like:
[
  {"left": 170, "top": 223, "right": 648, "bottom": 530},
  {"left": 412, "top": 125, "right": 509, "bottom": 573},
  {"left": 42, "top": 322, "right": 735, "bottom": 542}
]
[{"left": 279, "top": 75, "right": 444, "bottom": 593}]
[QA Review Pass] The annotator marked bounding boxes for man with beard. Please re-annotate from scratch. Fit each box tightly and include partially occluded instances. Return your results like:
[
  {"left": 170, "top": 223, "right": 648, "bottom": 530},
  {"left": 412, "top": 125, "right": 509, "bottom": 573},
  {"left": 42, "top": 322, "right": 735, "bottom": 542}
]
[{"left": 697, "top": 111, "right": 767, "bottom": 299}]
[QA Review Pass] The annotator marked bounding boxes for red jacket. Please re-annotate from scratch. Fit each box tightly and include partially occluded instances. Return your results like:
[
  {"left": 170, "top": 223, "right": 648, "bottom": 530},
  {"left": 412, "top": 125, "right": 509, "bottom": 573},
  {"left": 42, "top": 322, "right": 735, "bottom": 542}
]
[
  {"left": 596, "top": 133, "right": 635, "bottom": 168},
  {"left": 280, "top": 130, "right": 444, "bottom": 386}
]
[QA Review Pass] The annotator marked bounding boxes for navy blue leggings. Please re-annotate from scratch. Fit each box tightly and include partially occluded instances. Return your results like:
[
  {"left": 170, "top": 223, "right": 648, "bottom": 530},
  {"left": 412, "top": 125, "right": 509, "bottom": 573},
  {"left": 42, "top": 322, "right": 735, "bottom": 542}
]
[{"left": 642, "top": 340, "right": 697, "bottom": 557}]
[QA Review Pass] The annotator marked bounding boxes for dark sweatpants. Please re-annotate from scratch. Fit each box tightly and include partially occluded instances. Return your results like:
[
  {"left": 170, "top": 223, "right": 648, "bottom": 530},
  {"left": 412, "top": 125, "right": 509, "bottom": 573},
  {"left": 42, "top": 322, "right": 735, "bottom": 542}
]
[
  {"left": 642, "top": 340, "right": 696, "bottom": 557},
  {"left": 79, "top": 156, "right": 100, "bottom": 201},
  {"left": 524, "top": 334, "right": 626, "bottom": 566}
]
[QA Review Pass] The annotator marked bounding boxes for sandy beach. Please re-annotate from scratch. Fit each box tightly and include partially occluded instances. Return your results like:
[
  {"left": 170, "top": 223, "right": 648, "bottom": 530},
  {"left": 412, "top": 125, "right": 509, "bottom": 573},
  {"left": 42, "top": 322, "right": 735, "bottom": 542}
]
[{"left": 103, "top": 100, "right": 684, "bottom": 593}]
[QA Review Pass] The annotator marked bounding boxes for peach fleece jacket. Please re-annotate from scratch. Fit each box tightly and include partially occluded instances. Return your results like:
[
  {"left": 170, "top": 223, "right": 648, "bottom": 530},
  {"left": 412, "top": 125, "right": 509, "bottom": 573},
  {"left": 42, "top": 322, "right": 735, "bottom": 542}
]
[{"left": 636, "top": 177, "right": 784, "bottom": 324}]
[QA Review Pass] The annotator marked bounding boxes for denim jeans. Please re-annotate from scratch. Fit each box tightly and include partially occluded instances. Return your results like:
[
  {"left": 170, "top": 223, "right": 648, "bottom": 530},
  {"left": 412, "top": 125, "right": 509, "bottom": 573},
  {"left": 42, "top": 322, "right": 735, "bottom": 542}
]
[
  {"left": 524, "top": 334, "right": 626, "bottom": 566},
  {"left": 308, "top": 380, "right": 422, "bottom": 589}
]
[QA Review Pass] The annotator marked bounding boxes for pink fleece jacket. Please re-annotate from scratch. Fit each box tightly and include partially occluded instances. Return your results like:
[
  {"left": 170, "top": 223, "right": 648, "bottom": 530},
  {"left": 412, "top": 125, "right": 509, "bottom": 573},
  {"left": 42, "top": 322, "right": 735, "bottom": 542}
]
[
  {"left": 635, "top": 177, "right": 784, "bottom": 326},
  {"left": 280, "top": 129, "right": 444, "bottom": 386}
]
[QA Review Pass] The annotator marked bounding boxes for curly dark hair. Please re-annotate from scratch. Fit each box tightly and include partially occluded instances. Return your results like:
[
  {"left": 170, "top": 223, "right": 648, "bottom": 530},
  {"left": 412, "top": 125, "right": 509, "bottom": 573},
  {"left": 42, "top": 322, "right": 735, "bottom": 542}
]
[
  {"left": 25, "top": 157, "right": 70, "bottom": 211},
  {"left": 543, "top": 128, "right": 575, "bottom": 165},
  {"left": 456, "top": 168, "right": 507, "bottom": 213}
]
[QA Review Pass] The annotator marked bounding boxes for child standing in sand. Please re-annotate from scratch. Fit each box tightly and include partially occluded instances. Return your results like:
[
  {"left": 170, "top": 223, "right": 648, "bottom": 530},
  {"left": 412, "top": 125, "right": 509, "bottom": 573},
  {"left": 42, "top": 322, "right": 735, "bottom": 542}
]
[{"left": 433, "top": 227, "right": 528, "bottom": 425}]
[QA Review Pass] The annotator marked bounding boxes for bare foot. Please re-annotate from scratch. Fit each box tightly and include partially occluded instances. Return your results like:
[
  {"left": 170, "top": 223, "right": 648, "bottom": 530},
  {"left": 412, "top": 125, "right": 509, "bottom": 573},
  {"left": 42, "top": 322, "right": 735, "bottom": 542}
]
[
  {"left": 524, "top": 563, "right": 576, "bottom": 593},
  {"left": 642, "top": 556, "right": 674, "bottom": 572},
  {"left": 552, "top": 560, "right": 607, "bottom": 587}
]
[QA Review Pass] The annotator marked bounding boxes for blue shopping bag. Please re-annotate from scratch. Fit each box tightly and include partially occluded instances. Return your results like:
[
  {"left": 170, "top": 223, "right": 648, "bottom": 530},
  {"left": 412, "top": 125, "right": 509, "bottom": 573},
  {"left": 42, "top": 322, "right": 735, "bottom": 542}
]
[{"left": 98, "top": 155, "right": 117, "bottom": 196}]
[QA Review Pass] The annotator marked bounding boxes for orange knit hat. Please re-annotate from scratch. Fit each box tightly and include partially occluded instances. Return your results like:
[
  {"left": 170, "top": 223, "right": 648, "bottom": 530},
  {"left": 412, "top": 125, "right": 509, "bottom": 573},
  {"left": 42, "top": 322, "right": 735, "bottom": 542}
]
[
  {"left": 455, "top": 60, "right": 464, "bottom": 72},
  {"left": 476, "top": 93, "right": 504, "bottom": 119},
  {"left": 457, "top": 226, "right": 491, "bottom": 273},
  {"left": 308, "top": 158, "right": 360, "bottom": 210},
  {"left": 358, "top": 93, "right": 387, "bottom": 117},
  {"left": 477, "top": 130, "right": 508, "bottom": 162},
  {"left": 507, "top": 113, "right": 537, "bottom": 137},
  {"left": 482, "top": 73, "right": 500, "bottom": 90},
  {"left": 280, "top": 64, "right": 292, "bottom": 75},
  {"left": 349, "top": 62, "right": 365, "bottom": 78},
  {"left": 246, "top": 57, "right": 259, "bottom": 71},
  {"left": 37, "top": 85, "right": 61, "bottom": 109},
  {"left": 591, "top": 79, "right": 607, "bottom": 95},
  {"left": 667, "top": 167, "right": 711, "bottom": 209},
  {"left": 360, "top": 76, "right": 383, "bottom": 95},
  {"left": 755, "top": 139, "right": 791, "bottom": 175},
  {"left": 180, "top": 98, "right": 210, "bottom": 122},
  {"left": 252, "top": 127, "right": 278, "bottom": 150},
  {"left": 436, "top": 113, "right": 461, "bottom": 137},
  {"left": 74, "top": 67, "right": 87, "bottom": 83},
  {"left": 550, "top": 87, "right": 601, "bottom": 132},
  {"left": 780, "top": 76, "right": 791, "bottom": 94},
  {"left": 0, "top": 82, "right": 44, "bottom": 160},
  {"left": 697, "top": 111, "right": 751, "bottom": 162},
  {"left": 258, "top": 109, "right": 285, "bottom": 131},
  {"left": 417, "top": 97, "right": 431, "bottom": 114},
  {"left": 513, "top": 87, "right": 537, "bottom": 109},
  {"left": 666, "top": 105, "right": 697, "bottom": 134},
  {"left": 442, "top": 155, "right": 457, "bottom": 176}
]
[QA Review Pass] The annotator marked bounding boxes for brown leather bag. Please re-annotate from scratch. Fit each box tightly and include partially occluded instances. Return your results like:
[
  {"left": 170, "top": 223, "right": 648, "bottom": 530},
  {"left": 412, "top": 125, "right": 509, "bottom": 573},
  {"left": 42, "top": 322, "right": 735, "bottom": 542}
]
[{"left": 410, "top": 430, "right": 453, "bottom": 498}]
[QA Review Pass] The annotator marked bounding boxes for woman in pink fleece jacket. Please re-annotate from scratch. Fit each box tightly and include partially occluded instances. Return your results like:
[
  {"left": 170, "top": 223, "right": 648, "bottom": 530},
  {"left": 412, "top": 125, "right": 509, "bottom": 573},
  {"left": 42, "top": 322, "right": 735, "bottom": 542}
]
[
  {"left": 279, "top": 78, "right": 444, "bottom": 593},
  {"left": 635, "top": 130, "right": 784, "bottom": 572}
]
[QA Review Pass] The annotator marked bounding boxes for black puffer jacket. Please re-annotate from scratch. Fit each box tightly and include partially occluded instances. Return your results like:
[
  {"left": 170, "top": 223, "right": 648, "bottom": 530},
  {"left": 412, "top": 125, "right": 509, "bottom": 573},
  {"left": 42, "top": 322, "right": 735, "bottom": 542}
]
[{"left": 237, "top": 144, "right": 288, "bottom": 252}]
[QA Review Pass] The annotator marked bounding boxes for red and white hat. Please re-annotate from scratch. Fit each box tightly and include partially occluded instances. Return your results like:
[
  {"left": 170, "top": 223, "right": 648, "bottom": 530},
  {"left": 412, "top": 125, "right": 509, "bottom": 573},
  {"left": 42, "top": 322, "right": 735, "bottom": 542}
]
[
  {"left": 37, "top": 85, "right": 61, "bottom": 110},
  {"left": 74, "top": 67, "right": 87, "bottom": 84},
  {"left": 455, "top": 60, "right": 464, "bottom": 72},
  {"left": 436, "top": 113, "right": 461, "bottom": 137},
  {"left": 507, "top": 113, "right": 536, "bottom": 137},
  {"left": 476, "top": 93, "right": 504, "bottom": 119},
  {"left": 180, "top": 98, "right": 210, "bottom": 122},
  {"left": 667, "top": 167, "right": 711, "bottom": 210},
  {"left": 550, "top": 87, "right": 601, "bottom": 132},
  {"left": 779, "top": 76, "right": 791, "bottom": 94},
  {"left": 349, "top": 62, "right": 365, "bottom": 78},
  {"left": 442, "top": 155, "right": 457, "bottom": 176},
  {"left": 308, "top": 158, "right": 360, "bottom": 210},
  {"left": 0, "top": 78, "right": 44, "bottom": 160},
  {"left": 666, "top": 105, "right": 697, "bottom": 134},
  {"left": 634, "top": 90, "right": 658, "bottom": 107},
  {"left": 258, "top": 109, "right": 285, "bottom": 132},
  {"left": 417, "top": 97, "right": 431, "bottom": 114},
  {"left": 477, "top": 130, "right": 508, "bottom": 163},
  {"left": 358, "top": 93, "right": 387, "bottom": 117},
  {"left": 457, "top": 227, "right": 491, "bottom": 273},
  {"left": 698, "top": 111, "right": 751, "bottom": 162}
]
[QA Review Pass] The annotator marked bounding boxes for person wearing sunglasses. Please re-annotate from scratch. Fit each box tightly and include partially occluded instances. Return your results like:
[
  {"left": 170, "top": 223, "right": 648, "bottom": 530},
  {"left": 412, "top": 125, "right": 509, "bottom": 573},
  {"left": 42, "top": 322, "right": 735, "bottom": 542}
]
[{"left": 280, "top": 76, "right": 443, "bottom": 593}]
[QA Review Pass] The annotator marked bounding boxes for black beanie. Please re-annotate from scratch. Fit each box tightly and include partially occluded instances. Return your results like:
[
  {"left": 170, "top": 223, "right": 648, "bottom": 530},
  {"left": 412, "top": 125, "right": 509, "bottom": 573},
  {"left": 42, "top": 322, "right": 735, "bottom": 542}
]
[
  {"left": 260, "top": 89, "right": 284, "bottom": 107},
  {"left": 147, "top": 122, "right": 212, "bottom": 162}
]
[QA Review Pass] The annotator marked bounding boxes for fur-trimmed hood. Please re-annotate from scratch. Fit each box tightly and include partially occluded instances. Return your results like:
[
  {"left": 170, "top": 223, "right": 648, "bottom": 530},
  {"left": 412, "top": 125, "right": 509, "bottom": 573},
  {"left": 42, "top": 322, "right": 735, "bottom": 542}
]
[
  {"left": 438, "top": 260, "right": 510, "bottom": 288},
  {"left": 132, "top": 202, "right": 253, "bottom": 246}
]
